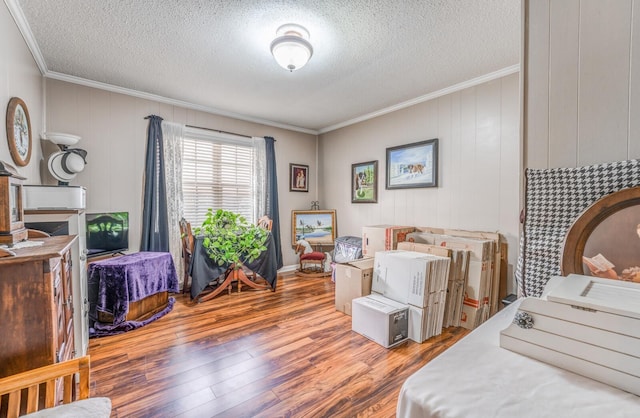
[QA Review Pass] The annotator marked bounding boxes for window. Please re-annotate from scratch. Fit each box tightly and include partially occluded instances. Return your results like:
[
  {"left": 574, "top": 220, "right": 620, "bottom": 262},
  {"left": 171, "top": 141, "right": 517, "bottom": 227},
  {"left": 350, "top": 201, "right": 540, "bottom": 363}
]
[{"left": 181, "top": 129, "right": 259, "bottom": 227}]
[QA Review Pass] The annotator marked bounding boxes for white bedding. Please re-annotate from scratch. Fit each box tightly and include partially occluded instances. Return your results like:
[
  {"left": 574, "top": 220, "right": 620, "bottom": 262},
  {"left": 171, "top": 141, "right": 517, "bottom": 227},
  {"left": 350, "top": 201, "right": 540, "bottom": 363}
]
[{"left": 396, "top": 298, "right": 640, "bottom": 418}]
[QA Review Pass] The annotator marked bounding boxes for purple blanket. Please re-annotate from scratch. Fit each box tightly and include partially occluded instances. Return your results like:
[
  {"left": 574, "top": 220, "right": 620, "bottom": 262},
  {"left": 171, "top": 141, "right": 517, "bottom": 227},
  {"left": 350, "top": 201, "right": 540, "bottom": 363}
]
[{"left": 88, "top": 252, "right": 179, "bottom": 336}]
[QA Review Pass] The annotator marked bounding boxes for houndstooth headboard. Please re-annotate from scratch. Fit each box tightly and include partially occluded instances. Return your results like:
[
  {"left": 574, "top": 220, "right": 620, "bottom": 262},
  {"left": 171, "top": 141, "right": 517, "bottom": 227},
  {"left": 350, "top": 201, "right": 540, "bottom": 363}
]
[{"left": 516, "top": 159, "right": 640, "bottom": 297}]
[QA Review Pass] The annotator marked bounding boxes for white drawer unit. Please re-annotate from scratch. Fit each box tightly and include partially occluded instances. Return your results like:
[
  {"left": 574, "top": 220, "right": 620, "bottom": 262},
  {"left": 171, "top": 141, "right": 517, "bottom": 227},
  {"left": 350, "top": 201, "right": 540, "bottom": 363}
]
[
  {"left": 23, "top": 185, "right": 86, "bottom": 210},
  {"left": 500, "top": 274, "right": 640, "bottom": 396}
]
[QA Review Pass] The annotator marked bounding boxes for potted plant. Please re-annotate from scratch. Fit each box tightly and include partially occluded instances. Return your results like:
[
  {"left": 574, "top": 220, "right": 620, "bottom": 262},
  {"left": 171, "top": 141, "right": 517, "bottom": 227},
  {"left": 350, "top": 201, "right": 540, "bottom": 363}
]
[
  {"left": 194, "top": 209, "right": 269, "bottom": 299},
  {"left": 195, "top": 209, "right": 268, "bottom": 267}
]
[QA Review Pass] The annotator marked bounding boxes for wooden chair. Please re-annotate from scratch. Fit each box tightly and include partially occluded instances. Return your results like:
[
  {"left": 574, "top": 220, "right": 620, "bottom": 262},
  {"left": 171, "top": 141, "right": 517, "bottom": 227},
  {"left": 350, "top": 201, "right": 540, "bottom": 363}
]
[
  {"left": 295, "top": 241, "right": 326, "bottom": 273},
  {"left": 0, "top": 355, "right": 111, "bottom": 418},
  {"left": 27, "top": 229, "right": 51, "bottom": 238},
  {"left": 179, "top": 218, "right": 195, "bottom": 294},
  {"left": 257, "top": 215, "right": 273, "bottom": 231}
]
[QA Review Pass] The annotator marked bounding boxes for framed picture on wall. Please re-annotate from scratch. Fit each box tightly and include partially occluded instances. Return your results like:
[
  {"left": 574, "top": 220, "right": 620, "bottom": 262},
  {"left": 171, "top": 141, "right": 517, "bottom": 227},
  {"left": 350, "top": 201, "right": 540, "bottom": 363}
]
[
  {"left": 386, "top": 138, "right": 438, "bottom": 189},
  {"left": 290, "top": 163, "right": 309, "bottom": 192},
  {"left": 351, "top": 160, "right": 378, "bottom": 203}
]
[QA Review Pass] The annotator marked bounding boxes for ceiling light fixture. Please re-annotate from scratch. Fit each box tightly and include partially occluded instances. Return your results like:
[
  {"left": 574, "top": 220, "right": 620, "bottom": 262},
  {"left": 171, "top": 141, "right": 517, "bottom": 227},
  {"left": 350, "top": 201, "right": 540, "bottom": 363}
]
[{"left": 270, "top": 24, "right": 313, "bottom": 72}]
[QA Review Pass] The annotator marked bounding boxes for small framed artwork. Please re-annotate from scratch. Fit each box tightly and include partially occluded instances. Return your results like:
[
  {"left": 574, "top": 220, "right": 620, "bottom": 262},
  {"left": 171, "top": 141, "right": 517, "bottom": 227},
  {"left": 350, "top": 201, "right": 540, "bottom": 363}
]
[
  {"left": 386, "top": 138, "right": 438, "bottom": 189},
  {"left": 290, "top": 163, "right": 309, "bottom": 192},
  {"left": 351, "top": 160, "right": 378, "bottom": 203},
  {"left": 291, "top": 209, "right": 337, "bottom": 247}
]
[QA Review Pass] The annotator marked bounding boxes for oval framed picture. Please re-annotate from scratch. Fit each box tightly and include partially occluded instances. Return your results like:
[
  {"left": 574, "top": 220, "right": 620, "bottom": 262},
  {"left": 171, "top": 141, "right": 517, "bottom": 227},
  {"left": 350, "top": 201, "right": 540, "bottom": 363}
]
[
  {"left": 5, "top": 97, "right": 32, "bottom": 166},
  {"left": 561, "top": 186, "right": 640, "bottom": 282}
]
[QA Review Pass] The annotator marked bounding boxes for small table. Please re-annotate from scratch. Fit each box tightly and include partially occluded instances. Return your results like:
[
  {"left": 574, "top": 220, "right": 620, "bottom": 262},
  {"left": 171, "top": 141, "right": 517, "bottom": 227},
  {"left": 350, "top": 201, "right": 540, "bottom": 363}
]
[
  {"left": 190, "top": 233, "right": 278, "bottom": 301},
  {"left": 88, "top": 252, "right": 179, "bottom": 329}
]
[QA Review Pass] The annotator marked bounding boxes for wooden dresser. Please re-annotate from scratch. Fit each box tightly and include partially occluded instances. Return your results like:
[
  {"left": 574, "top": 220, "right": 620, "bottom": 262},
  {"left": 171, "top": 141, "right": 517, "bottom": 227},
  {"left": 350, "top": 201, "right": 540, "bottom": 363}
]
[
  {"left": 0, "top": 235, "right": 77, "bottom": 380},
  {"left": 25, "top": 210, "right": 89, "bottom": 358}
]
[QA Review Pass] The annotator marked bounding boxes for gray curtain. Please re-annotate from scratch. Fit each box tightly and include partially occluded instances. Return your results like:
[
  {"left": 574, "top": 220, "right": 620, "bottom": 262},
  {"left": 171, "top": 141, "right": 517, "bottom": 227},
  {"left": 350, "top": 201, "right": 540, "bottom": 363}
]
[
  {"left": 140, "top": 115, "right": 169, "bottom": 252},
  {"left": 264, "top": 136, "right": 283, "bottom": 269}
]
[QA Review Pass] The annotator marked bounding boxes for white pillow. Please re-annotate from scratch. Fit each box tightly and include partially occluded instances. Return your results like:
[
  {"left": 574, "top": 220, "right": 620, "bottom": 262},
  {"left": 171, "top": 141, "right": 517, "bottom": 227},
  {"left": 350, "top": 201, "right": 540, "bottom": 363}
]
[{"left": 23, "top": 398, "right": 111, "bottom": 418}]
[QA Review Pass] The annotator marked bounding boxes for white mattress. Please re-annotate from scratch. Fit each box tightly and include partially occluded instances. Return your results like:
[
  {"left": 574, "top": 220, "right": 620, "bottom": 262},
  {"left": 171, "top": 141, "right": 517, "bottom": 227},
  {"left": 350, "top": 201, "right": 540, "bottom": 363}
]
[{"left": 396, "top": 298, "right": 640, "bottom": 418}]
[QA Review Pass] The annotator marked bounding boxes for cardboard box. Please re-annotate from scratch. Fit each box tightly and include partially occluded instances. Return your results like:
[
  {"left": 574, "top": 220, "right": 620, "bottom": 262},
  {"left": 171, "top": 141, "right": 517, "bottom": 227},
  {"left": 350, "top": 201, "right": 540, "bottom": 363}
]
[
  {"left": 460, "top": 303, "right": 486, "bottom": 330},
  {"left": 406, "top": 231, "right": 493, "bottom": 329},
  {"left": 415, "top": 227, "right": 506, "bottom": 317},
  {"left": 398, "top": 241, "right": 470, "bottom": 327},
  {"left": 362, "top": 225, "right": 415, "bottom": 257},
  {"left": 352, "top": 294, "right": 409, "bottom": 348},
  {"left": 408, "top": 304, "right": 428, "bottom": 343},
  {"left": 334, "top": 258, "right": 374, "bottom": 315},
  {"left": 406, "top": 292, "right": 449, "bottom": 343},
  {"left": 441, "top": 229, "right": 503, "bottom": 317},
  {"left": 372, "top": 250, "right": 450, "bottom": 308},
  {"left": 397, "top": 241, "right": 450, "bottom": 258},
  {"left": 460, "top": 259, "right": 491, "bottom": 330},
  {"left": 407, "top": 231, "right": 492, "bottom": 262}
]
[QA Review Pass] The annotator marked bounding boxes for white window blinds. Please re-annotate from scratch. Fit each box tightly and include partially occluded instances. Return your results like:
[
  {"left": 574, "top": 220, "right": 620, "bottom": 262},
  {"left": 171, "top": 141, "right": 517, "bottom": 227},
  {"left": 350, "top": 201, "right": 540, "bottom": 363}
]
[{"left": 181, "top": 128, "right": 256, "bottom": 227}]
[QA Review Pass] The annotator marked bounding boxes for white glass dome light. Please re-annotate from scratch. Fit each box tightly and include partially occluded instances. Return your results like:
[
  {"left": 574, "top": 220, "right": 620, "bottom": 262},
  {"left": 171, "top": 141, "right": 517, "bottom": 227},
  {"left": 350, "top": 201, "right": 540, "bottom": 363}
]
[{"left": 270, "top": 24, "right": 313, "bottom": 72}]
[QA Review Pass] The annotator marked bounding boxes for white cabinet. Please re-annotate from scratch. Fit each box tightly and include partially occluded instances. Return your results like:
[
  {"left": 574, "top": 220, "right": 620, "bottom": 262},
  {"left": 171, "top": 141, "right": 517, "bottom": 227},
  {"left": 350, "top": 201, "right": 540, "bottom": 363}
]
[{"left": 25, "top": 210, "right": 89, "bottom": 357}]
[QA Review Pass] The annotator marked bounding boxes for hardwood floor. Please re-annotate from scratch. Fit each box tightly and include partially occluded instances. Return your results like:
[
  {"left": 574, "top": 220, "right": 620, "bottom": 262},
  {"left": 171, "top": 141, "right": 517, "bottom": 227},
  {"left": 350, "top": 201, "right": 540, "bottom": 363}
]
[{"left": 89, "top": 274, "right": 469, "bottom": 418}]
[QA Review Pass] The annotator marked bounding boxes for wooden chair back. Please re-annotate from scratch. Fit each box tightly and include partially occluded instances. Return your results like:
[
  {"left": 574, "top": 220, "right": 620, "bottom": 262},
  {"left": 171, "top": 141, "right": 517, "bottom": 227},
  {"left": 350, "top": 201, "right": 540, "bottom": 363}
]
[
  {"left": 257, "top": 215, "right": 273, "bottom": 231},
  {"left": 179, "top": 218, "right": 195, "bottom": 294},
  {"left": 0, "top": 356, "right": 91, "bottom": 418},
  {"left": 27, "top": 229, "right": 51, "bottom": 238}
]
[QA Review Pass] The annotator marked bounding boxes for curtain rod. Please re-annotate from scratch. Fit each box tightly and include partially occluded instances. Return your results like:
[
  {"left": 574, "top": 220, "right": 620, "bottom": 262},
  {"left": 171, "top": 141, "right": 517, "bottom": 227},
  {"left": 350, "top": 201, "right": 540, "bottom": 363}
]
[{"left": 185, "top": 124, "right": 253, "bottom": 139}]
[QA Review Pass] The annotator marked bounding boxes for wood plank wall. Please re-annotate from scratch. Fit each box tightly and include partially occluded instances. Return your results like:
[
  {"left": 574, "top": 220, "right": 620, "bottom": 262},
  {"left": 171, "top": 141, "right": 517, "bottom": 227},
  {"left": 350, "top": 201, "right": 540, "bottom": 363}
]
[{"left": 525, "top": 0, "right": 640, "bottom": 169}]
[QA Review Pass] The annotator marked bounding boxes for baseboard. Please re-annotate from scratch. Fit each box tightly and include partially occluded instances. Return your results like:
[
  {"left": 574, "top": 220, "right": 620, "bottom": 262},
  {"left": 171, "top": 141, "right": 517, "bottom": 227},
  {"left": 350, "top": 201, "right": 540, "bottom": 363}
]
[{"left": 278, "top": 264, "right": 298, "bottom": 275}]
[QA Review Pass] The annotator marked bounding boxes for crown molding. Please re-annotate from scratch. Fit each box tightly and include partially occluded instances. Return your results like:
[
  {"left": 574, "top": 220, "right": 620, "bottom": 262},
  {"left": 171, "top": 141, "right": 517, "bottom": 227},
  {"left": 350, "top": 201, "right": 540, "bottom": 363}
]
[
  {"left": 46, "top": 65, "right": 519, "bottom": 137},
  {"left": 44, "top": 71, "right": 319, "bottom": 135},
  {"left": 4, "top": 0, "right": 47, "bottom": 74},
  {"left": 318, "top": 64, "right": 520, "bottom": 134}
]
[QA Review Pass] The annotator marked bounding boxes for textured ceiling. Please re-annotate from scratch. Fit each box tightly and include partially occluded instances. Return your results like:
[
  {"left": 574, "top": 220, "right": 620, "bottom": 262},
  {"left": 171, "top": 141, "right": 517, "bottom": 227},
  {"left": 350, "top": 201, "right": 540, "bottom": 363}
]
[{"left": 13, "top": 0, "right": 520, "bottom": 133}]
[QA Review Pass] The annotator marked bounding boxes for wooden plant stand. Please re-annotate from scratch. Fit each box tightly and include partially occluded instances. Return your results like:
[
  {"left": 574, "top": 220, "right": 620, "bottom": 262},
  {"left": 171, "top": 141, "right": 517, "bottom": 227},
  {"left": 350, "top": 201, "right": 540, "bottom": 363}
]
[{"left": 196, "top": 264, "right": 270, "bottom": 303}]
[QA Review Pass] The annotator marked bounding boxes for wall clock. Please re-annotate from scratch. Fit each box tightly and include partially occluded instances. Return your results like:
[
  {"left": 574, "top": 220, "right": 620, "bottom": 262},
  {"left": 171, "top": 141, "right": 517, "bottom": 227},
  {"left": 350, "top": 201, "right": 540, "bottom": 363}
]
[{"left": 5, "top": 97, "right": 32, "bottom": 167}]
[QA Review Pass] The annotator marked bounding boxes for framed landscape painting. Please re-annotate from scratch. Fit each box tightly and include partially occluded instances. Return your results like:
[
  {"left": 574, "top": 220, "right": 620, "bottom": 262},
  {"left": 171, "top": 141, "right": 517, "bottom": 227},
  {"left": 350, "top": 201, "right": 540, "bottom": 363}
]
[
  {"left": 386, "top": 138, "right": 438, "bottom": 189},
  {"left": 352, "top": 160, "right": 378, "bottom": 203},
  {"left": 291, "top": 210, "right": 337, "bottom": 247}
]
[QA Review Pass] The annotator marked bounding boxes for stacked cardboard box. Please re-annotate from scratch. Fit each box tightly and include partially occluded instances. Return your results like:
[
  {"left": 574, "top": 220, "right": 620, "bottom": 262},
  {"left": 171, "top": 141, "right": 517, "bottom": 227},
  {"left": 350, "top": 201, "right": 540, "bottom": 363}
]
[
  {"left": 397, "top": 241, "right": 470, "bottom": 328},
  {"left": 371, "top": 250, "right": 450, "bottom": 342},
  {"left": 334, "top": 258, "right": 374, "bottom": 315},
  {"left": 414, "top": 228, "right": 507, "bottom": 317},
  {"left": 406, "top": 231, "right": 494, "bottom": 330},
  {"left": 361, "top": 225, "right": 416, "bottom": 258}
]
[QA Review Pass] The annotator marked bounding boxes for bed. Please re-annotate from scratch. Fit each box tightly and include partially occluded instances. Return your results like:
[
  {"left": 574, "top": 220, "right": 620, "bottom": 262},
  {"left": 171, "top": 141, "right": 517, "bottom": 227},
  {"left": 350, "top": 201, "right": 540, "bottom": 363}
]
[{"left": 396, "top": 279, "right": 640, "bottom": 417}]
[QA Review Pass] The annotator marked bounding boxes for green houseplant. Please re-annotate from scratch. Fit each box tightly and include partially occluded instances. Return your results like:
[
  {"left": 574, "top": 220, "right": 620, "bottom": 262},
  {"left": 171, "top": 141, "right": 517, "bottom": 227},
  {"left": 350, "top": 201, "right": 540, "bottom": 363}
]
[{"left": 195, "top": 209, "right": 268, "bottom": 268}]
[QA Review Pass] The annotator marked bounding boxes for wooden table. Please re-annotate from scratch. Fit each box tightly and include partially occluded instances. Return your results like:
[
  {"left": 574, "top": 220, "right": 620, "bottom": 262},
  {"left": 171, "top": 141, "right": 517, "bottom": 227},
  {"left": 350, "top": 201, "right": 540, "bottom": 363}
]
[{"left": 87, "top": 252, "right": 179, "bottom": 328}]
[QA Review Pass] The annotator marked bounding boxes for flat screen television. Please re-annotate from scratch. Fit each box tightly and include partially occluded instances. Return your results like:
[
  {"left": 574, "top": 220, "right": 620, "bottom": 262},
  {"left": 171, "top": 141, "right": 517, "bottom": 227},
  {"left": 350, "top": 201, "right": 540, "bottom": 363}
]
[{"left": 86, "top": 212, "right": 129, "bottom": 258}]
